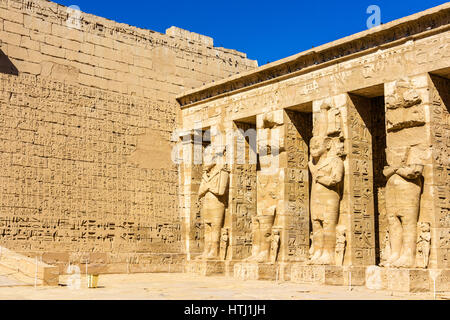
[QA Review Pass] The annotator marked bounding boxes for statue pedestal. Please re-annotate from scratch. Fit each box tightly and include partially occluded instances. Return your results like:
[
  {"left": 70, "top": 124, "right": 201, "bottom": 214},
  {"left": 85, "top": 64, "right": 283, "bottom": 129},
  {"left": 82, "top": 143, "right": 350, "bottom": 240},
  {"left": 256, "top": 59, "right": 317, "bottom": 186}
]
[
  {"left": 233, "top": 262, "right": 292, "bottom": 281},
  {"left": 291, "top": 264, "right": 366, "bottom": 286},
  {"left": 365, "top": 267, "right": 450, "bottom": 293},
  {"left": 185, "top": 260, "right": 236, "bottom": 277}
]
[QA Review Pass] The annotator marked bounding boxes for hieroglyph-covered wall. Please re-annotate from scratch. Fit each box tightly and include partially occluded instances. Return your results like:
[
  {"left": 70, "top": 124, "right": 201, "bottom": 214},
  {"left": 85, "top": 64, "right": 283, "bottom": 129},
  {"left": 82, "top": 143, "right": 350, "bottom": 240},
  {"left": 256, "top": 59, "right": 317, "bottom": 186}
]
[{"left": 0, "top": 0, "right": 257, "bottom": 272}]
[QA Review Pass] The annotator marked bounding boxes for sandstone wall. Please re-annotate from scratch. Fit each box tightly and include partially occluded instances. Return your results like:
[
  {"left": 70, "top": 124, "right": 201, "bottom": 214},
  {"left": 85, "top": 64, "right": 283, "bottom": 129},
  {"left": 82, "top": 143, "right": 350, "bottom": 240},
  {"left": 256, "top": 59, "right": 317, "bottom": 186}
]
[{"left": 0, "top": 0, "right": 257, "bottom": 273}]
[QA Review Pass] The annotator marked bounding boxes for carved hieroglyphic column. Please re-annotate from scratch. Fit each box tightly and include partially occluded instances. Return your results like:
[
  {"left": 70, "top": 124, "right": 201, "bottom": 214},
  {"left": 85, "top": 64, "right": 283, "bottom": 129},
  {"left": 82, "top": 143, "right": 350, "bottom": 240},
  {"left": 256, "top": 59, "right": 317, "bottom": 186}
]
[
  {"left": 282, "top": 110, "right": 312, "bottom": 262},
  {"left": 225, "top": 121, "right": 257, "bottom": 261},
  {"left": 253, "top": 110, "right": 311, "bottom": 263},
  {"left": 422, "top": 74, "right": 449, "bottom": 270},
  {"left": 321, "top": 94, "right": 376, "bottom": 267}
]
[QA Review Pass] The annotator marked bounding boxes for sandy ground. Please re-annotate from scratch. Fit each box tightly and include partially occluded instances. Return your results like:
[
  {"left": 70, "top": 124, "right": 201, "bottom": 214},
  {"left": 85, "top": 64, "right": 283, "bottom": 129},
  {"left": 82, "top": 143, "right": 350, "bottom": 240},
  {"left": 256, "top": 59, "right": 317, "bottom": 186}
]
[{"left": 0, "top": 273, "right": 447, "bottom": 300}]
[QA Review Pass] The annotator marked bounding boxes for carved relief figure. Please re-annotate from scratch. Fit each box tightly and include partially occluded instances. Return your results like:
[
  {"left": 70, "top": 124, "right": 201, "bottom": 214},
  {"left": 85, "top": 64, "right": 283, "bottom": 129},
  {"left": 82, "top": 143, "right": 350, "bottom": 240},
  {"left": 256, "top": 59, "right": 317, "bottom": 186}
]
[
  {"left": 220, "top": 228, "right": 230, "bottom": 261},
  {"left": 335, "top": 225, "right": 346, "bottom": 266},
  {"left": 383, "top": 146, "right": 424, "bottom": 268},
  {"left": 385, "top": 78, "right": 425, "bottom": 132},
  {"left": 196, "top": 146, "right": 230, "bottom": 260},
  {"left": 270, "top": 229, "right": 281, "bottom": 264},
  {"left": 309, "top": 103, "right": 344, "bottom": 265},
  {"left": 309, "top": 135, "right": 344, "bottom": 265},
  {"left": 416, "top": 222, "right": 431, "bottom": 269}
]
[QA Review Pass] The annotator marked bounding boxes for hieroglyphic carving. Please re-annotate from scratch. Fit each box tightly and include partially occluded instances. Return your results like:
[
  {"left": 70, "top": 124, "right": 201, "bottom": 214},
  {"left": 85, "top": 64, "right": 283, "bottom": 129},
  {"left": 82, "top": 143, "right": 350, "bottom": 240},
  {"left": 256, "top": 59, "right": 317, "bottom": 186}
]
[
  {"left": 284, "top": 110, "right": 312, "bottom": 262},
  {"left": 0, "top": 75, "right": 182, "bottom": 265},
  {"left": 378, "top": 188, "right": 391, "bottom": 266},
  {"left": 428, "top": 74, "right": 450, "bottom": 269},
  {"left": 228, "top": 121, "right": 257, "bottom": 260},
  {"left": 346, "top": 94, "right": 378, "bottom": 266}
]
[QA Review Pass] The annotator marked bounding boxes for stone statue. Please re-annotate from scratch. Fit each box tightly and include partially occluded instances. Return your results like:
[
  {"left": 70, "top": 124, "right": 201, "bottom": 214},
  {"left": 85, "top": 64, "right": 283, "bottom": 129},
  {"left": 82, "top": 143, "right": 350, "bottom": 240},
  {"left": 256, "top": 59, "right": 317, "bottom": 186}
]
[
  {"left": 416, "top": 222, "right": 431, "bottom": 269},
  {"left": 309, "top": 135, "right": 344, "bottom": 265},
  {"left": 248, "top": 111, "right": 282, "bottom": 263},
  {"left": 383, "top": 146, "right": 424, "bottom": 268},
  {"left": 219, "top": 228, "right": 229, "bottom": 261},
  {"left": 335, "top": 225, "right": 346, "bottom": 266},
  {"left": 269, "top": 229, "right": 281, "bottom": 264},
  {"left": 196, "top": 146, "right": 230, "bottom": 260},
  {"left": 247, "top": 215, "right": 276, "bottom": 262}
]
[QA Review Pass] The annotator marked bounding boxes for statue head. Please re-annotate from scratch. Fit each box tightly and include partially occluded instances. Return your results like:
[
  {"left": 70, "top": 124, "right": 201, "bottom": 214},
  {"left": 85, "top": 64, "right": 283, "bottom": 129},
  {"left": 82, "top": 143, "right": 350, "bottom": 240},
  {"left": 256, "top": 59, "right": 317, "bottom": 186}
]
[
  {"left": 203, "top": 146, "right": 215, "bottom": 171},
  {"left": 310, "top": 136, "right": 331, "bottom": 159}
]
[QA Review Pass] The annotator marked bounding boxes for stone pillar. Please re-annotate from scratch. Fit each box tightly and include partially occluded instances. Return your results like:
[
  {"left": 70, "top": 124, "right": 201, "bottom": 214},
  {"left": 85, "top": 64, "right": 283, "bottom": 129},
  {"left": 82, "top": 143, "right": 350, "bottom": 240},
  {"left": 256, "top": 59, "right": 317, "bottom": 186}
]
[
  {"left": 340, "top": 94, "right": 377, "bottom": 267},
  {"left": 279, "top": 110, "right": 312, "bottom": 262},
  {"left": 255, "top": 109, "right": 311, "bottom": 263},
  {"left": 226, "top": 121, "right": 257, "bottom": 261},
  {"left": 422, "top": 74, "right": 449, "bottom": 270},
  {"left": 365, "top": 74, "right": 449, "bottom": 293},
  {"left": 311, "top": 94, "right": 376, "bottom": 267},
  {"left": 383, "top": 75, "right": 431, "bottom": 269},
  {"left": 179, "top": 130, "right": 204, "bottom": 261},
  {"left": 292, "top": 94, "right": 375, "bottom": 286},
  {"left": 235, "top": 110, "right": 312, "bottom": 281}
]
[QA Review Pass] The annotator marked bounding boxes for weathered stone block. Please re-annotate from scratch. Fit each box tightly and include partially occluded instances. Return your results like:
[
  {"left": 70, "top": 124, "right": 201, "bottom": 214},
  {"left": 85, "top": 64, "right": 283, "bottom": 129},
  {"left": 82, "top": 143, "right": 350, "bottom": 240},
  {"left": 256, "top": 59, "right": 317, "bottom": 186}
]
[
  {"left": 234, "top": 263, "right": 276, "bottom": 281},
  {"left": 385, "top": 268, "right": 430, "bottom": 292},
  {"left": 366, "top": 268, "right": 450, "bottom": 293},
  {"left": 342, "top": 266, "right": 366, "bottom": 286},
  {"left": 365, "top": 266, "right": 386, "bottom": 290},
  {"left": 291, "top": 265, "right": 364, "bottom": 286},
  {"left": 0, "top": 247, "right": 59, "bottom": 286},
  {"left": 185, "top": 260, "right": 232, "bottom": 277},
  {"left": 430, "top": 269, "right": 450, "bottom": 293},
  {"left": 234, "top": 262, "right": 292, "bottom": 281}
]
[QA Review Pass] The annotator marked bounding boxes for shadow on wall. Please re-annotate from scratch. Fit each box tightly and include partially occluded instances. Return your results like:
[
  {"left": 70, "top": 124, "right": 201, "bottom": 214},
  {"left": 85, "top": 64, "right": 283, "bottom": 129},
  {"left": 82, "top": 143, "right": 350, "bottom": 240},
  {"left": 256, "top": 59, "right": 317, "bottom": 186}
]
[{"left": 0, "top": 50, "right": 18, "bottom": 76}]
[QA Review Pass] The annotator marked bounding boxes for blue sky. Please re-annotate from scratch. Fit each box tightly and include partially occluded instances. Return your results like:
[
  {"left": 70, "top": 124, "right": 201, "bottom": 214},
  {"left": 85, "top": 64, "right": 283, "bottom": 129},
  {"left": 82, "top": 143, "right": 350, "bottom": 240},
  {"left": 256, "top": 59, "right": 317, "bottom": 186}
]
[{"left": 54, "top": 0, "right": 447, "bottom": 65}]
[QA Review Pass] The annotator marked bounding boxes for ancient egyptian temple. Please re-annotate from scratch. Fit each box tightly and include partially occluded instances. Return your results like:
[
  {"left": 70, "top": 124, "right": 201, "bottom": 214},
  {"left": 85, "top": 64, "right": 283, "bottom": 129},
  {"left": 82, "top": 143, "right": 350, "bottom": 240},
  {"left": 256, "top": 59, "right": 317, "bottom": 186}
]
[
  {"left": 176, "top": 4, "right": 450, "bottom": 291},
  {"left": 0, "top": 0, "right": 448, "bottom": 292}
]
